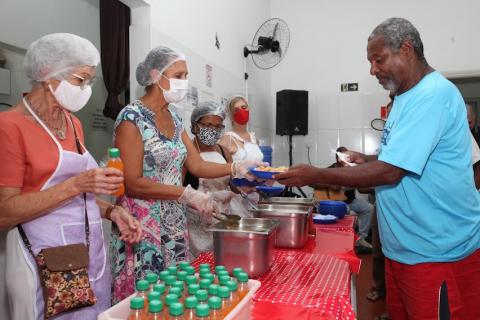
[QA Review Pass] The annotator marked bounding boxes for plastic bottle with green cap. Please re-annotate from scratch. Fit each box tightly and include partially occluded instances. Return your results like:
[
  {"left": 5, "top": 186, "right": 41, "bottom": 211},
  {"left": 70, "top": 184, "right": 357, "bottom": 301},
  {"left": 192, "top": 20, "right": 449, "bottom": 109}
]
[
  {"left": 195, "top": 289, "right": 209, "bottom": 303},
  {"left": 169, "top": 302, "right": 184, "bottom": 320},
  {"left": 232, "top": 267, "right": 244, "bottom": 279},
  {"left": 165, "top": 293, "right": 179, "bottom": 308},
  {"left": 199, "top": 278, "right": 211, "bottom": 290},
  {"left": 226, "top": 280, "right": 240, "bottom": 309},
  {"left": 236, "top": 272, "right": 249, "bottom": 299},
  {"left": 148, "top": 291, "right": 161, "bottom": 303},
  {"left": 167, "top": 265, "right": 178, "bottom": 276},
  {"left": 218, "top": 275, "right": 230, "bottom": 286},
  {"left": 147, "top": 300, "right": 164, "bottom": 320},
  {"left": 184, "top": 296, "right": 198, "bottom": 320},
  {"left": 217, "top": 286, "right": 233, "bottom": 317},
  {"left": 208, "top": 284, "right": 219, "bottom": 297},
  {"left": 208, "top": 296, "right": 223, "bottom": 320},
  {"left": 159, "top": 270, "right": 170, "bottom": 284},
  {"left": 195, "top": 303, "right": 210, "bottom": 319},
  {"left": 188, "top": 283, "right": 200, "bottom": 296},
  {"left": 177, "top": 270, "right": 188, "bottom": 281},
  {"left": 107, "top": 148, "right": 125, "bottom": 197},
  {"left": 145, "top": 272, "right": 159, "bottom": 292},
  {"left": 165, "top": 275, "right": 177, "bottom": 294},
  {"left": 185, "top": 275, "right": 197, "bottom": 286},
  {"left": 178, "top": 261, "right": 190, "bottom": 271},
  {"left": 199, "top": 269, "right": 211, "bottom": 279},
  {"left": 199, "top": 263, "right": 211, "bottom": 273},
  {"left": 169, "top": 287, "right": 183, "bottom": 303},
  {"left": 185, "top": 265, "right": 196, "bottom": 277},
  {"left": 136, "top": 279, "right": 150, "bottom": 310},
  {"left": 128, "top": 296, "right": 145, "bottom": 320},
  {"left": 153, "top": 283, "right": 166, "bottom": 295},
  {"left": 214, "top": 265, "right": 226, "bottom": 274}
]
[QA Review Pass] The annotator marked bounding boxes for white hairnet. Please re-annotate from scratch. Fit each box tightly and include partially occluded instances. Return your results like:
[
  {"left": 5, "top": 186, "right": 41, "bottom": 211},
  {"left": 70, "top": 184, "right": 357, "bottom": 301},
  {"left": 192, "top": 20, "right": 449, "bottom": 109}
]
[
  {"left": 136, "top": 46, "right": 186, "bottom": 86},
  {"left": 24, "top": 33, "right": 100, "bottom": 81},
  {"left": 191, "top": 101, "right": 226, "bottom": 124}
]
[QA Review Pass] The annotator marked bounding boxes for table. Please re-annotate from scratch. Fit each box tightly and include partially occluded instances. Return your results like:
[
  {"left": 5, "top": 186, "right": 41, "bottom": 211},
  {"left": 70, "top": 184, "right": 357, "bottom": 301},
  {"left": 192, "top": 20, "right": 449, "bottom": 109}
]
[{"left": 191, "top": 216, "right": 360, "bottom": 320}]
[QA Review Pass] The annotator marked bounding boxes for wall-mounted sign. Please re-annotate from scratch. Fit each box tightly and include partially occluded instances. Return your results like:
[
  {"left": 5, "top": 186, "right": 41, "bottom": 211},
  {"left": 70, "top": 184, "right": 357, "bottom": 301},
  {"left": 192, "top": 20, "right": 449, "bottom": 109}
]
[
  {"left": 205, "top": 64, "right": 213, "bottom": 88},
  {"left": 341, "top": 83, "right": 358, "bottom": 92}
]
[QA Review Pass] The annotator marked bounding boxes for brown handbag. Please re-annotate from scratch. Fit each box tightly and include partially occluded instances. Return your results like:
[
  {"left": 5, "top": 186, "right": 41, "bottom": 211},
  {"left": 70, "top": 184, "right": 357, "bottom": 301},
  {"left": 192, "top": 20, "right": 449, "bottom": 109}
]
[
  {"left": 18, "top": 194, "right": 97, "bottom": 319},
  {"left": 17, "top": 116, "right": 97, "bottom": 319}
]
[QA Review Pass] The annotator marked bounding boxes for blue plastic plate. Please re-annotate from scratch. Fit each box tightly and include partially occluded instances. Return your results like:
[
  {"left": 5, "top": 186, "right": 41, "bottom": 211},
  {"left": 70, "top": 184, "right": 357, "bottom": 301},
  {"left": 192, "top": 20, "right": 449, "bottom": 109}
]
[
  {"left": 256, "top": 185, "right": 285, "bottom": 196},
  {"left": 249, "top": 168, "right": 281, "bottom": 180},
  {"left": 313, "top": 214, "right": 338, "bottom": 224},
  {"left": 231, "top": 178, "right": 264, "bottom": 187}
]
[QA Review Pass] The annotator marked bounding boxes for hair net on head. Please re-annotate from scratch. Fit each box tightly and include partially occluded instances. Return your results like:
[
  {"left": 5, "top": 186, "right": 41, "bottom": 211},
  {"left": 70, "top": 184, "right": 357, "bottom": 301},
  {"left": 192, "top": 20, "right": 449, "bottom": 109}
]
[
  {"left": 191, "top": 101, "right": 226, "bottom": 124},
  {"left": 24, "top": 33, "right": 100, "bottom": 81},
  {"left": 136, "top": 46, "right": 186, "bottom": 87}
]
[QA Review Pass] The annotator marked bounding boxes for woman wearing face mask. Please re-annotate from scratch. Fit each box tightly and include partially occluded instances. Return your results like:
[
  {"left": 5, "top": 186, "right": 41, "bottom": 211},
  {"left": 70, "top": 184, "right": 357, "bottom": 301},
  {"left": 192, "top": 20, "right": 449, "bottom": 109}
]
[
  {"left": 112, "top": 46, "right": 263, "bottom": 302},
  {"left": 183, "top": 101, "right": 236, "bottom": 257},
  {"left": 219, "top": 95, "right": 265, "bottom": 217},
  {"left": 0, "top": 33, "right": 142, "bottom": 320}
]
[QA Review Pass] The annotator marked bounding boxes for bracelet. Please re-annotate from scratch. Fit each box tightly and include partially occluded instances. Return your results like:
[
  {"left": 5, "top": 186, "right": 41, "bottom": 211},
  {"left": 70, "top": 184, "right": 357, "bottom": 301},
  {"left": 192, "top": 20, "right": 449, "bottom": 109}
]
[{"left": 106, "top": 204, "right": 116, "bottom": 221}]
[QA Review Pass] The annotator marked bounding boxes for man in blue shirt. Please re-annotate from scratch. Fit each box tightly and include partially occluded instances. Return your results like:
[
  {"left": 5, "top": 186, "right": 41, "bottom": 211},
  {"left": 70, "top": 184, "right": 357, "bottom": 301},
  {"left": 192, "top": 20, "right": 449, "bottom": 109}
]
[{"left": 276, "top": 17, "right": 480, "bottom": 319}]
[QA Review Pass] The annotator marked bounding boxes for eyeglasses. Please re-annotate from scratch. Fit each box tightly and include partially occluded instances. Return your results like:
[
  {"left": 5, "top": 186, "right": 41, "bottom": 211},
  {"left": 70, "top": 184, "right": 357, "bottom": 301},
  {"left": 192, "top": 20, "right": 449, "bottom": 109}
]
[
  {"left": 197, "top": 122, "right": 225, "bottom": 130},
  {"left": 69, "top": 73, "right": 97, "bottom": 89}
]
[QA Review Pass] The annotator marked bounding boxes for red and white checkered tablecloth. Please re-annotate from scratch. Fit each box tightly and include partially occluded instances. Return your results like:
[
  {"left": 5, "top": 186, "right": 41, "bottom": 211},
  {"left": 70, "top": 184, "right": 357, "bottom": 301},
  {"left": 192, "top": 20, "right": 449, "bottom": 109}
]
[{"left": 191, "top": 251, "right": 356, "bottom": 320}]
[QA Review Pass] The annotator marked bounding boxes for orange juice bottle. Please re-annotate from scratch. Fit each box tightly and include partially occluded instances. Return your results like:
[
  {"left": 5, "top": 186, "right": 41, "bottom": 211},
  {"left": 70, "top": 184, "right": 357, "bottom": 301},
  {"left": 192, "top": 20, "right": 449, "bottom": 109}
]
[
  {"left": 146, "top": 273, "right": 159, "bottom": 292},
  {"left": 147, "top": 300, "right": 164, "bottom": 320},
  {"left": 128, "top": 297, "right": 147, "bottom": 320},
  {"left": 107, "top": 148, "right": 125, "bottom": 196},
  {"left": 208, "top": 284, "right": 219, "bottom": 297},
  {"left": 217, "top": 286, "right": 233, "bottom": 317},
  {"left": 185, "top": 275, "right": 197, "bottom": 286},
  {"left": 178, "top": 261, "right": 191, "bottom": 271},
  {"left": 232, "top": 267, "right": 244, "bottom": 280},
  {"left": 225, "top": 280, "right": 240, "bottom": 309},
  {"left": 184, "top": 296, "right": 198, "bottom": 320},
  {"left": 170, "top": 287, "right": 183, "bottom": 304},
  {"left": 194, "top": 304, "right": 210, "bottom": 320},
  {"left": 207, "top": 296, "right": 222, "bottom": 320},
  {"left": 136, "top": 280, "right": 150, "bottom": 311},
  {"left": 168, "top": 302, "right": 185, "bottom": 320},
  {"left": 236, "top": 272, "right": 249, "bottom": 300},
  {"left": 195, "top": 289, "right": 208, "bottom": 304}
]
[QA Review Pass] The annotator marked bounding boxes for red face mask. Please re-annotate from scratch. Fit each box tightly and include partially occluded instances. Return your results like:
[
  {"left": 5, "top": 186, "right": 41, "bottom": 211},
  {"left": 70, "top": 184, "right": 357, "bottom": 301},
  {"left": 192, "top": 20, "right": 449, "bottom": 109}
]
[{"left": 233, "top": 108, "right": 249, "bottom": 125}]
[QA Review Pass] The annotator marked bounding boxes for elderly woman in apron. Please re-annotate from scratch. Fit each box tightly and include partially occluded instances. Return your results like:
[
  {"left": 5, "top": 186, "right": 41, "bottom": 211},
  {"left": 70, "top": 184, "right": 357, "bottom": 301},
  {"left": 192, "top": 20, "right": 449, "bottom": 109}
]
[
  {"left": 111, "top": 47, "right": 265, "bottom": 303},
  {"left": 0, "top": 33, "right": 142, "bottom": 320},
  {"left": 183, "top": 101, "right": 236, "bottom": 257},
  {"left": 219, "top": 95, "right": 265, "bottom": 217}
]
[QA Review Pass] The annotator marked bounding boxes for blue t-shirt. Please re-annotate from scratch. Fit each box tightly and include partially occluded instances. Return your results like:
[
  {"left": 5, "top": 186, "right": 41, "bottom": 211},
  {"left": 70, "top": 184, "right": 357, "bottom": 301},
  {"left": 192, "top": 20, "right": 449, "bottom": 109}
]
[{"left": 376, "top": 71, "right": 480, "bottom": 264}]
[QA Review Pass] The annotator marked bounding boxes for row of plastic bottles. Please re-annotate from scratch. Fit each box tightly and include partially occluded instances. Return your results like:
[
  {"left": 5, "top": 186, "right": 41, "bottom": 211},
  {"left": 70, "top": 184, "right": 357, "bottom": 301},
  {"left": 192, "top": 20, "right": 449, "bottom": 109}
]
[{"left": 127, "top": 262, "right": 250, "bottom": 319}]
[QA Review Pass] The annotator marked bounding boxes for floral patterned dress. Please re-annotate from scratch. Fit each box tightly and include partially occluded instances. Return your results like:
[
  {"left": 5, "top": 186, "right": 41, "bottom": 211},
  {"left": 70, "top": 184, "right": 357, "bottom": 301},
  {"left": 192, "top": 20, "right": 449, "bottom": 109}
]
[{"left": 110, "top": 100, "right": 188, "bottom": 303}]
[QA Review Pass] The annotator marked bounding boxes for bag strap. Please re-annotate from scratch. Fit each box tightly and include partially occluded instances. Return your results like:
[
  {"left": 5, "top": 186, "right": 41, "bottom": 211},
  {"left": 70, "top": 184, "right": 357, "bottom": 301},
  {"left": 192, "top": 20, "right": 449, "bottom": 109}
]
[
  {"left": 69, "top": 114, "right": 90, "bottom": 248},
  {"left": 17, "top": 114, "right": 90, "bottom": 257}
]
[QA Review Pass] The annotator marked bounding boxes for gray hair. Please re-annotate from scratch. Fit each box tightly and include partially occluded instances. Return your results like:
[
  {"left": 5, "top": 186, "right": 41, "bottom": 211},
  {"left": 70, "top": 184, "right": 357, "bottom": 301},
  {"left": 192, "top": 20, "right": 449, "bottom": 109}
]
[{"left": 369, "top": 17, "right": 425, "bottom": 60}]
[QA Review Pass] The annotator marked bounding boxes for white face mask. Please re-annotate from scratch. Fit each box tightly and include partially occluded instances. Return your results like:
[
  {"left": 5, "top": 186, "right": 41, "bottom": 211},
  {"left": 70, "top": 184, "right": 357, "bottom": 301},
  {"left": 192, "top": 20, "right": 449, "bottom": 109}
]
[
  {"left": 158, "top": 75, "right": 188, "bottom": 103},
  {"left": 48, "top": 80, "right": 92, "bottom": 112}
]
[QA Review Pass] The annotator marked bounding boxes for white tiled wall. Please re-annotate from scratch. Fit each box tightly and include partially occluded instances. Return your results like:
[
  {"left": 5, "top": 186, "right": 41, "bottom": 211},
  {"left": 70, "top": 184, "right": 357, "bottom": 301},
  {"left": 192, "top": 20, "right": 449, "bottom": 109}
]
[{"left": 260, "top": 91, "right": 391, "bottom": 168}]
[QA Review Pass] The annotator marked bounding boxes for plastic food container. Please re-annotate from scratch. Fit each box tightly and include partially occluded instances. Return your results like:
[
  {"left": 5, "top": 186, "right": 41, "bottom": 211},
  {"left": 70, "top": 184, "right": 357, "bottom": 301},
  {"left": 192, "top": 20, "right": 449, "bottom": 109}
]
[
  {"left": 97, "top": 279, "right": 261, "bottom": 320},
  {"left": 317, "top": 200, "right": 348, "bottom": 219},
  {"left": 207, "top": 218, "right": 279, "bottom": 278},
  {"left": 250, "top": 204, "right": 313, "bottom": 248}
]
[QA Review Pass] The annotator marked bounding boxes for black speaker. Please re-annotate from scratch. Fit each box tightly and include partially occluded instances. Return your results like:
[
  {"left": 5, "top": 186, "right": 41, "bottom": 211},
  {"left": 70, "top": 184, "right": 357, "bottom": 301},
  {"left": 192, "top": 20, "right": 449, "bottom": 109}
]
[{"left": 276, "top": 89, "right": 308, "bottom": 136}]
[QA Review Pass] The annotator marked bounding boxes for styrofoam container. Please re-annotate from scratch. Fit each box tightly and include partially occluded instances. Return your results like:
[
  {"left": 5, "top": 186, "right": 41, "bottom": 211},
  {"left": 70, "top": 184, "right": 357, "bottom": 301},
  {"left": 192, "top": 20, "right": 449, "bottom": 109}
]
[{"left": 97, "top": 279, "right": 261, "bottom": 320}]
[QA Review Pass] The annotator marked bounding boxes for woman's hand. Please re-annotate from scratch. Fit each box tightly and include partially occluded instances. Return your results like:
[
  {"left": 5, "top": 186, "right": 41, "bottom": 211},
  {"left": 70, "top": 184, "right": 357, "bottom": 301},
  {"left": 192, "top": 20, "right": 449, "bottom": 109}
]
[
  {"left": 233, "top": 159, "right": 268, "bottom": 181},
  {"left": 72, "top": 167, "right": 124, "bottom": 195},
  {"left": 110, "top": 206, "right": 142, "bottom": 244}
]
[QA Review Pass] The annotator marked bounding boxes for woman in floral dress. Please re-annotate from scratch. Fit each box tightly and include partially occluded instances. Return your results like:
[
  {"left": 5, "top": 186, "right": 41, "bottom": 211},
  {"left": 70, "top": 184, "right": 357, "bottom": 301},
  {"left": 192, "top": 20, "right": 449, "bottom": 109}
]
[{"left": 110, "top": 46, "right": 263, "bottom": 303}]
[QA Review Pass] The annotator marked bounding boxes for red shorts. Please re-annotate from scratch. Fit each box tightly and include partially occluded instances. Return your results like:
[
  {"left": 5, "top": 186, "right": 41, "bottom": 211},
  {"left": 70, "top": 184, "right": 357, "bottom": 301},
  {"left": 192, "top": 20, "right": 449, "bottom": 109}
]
[{"left": 386, "top": 249, "right": 480, "bottom": 320}]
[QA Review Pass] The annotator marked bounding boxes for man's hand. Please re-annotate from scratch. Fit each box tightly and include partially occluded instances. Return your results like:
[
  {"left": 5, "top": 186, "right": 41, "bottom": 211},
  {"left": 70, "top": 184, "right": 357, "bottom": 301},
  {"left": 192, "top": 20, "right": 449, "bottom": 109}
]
[
  {"left": 344, "top": 150, "right": 368, "bottom": 165},
  {"left": 273, "top": 164, "right": 321, "bottom": 186}
]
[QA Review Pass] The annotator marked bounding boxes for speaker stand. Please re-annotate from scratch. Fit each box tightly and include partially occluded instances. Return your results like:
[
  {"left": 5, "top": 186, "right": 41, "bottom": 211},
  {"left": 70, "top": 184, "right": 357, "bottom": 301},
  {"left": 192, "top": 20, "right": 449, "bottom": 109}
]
[{"left": 287, "top": 134, "right": 307, "bottom": 198}]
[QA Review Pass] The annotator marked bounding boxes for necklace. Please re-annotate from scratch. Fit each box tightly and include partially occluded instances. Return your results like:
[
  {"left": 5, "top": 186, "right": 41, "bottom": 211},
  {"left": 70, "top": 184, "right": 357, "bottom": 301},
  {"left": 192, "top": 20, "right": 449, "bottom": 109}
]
[{"left": 25, "top": 97, "right": 66, "bottom": 140}]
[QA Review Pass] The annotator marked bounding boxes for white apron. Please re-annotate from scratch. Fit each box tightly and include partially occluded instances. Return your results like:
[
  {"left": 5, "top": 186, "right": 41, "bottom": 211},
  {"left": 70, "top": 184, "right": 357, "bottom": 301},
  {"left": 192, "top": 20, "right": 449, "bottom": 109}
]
[
  {"left": 224, "top": 132, "right": 263, "bottom": 217},
  {"left": 5, "top": 99, "right": 110, "bottom": 320}
]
